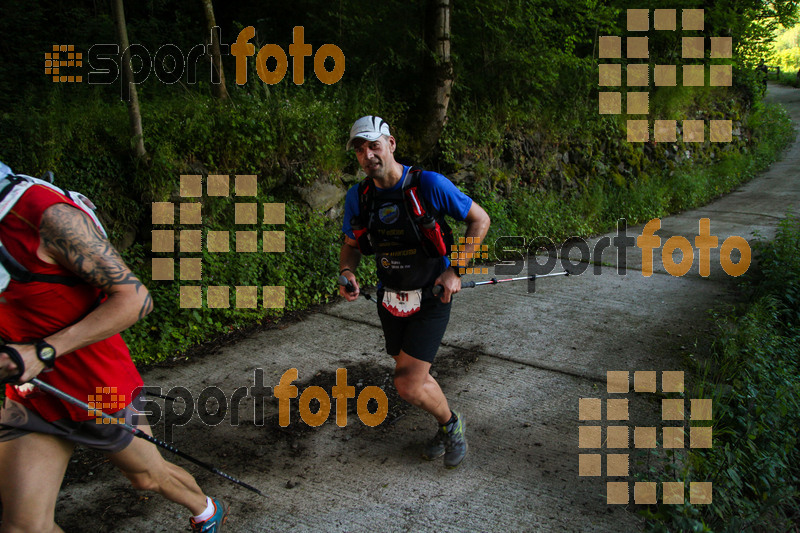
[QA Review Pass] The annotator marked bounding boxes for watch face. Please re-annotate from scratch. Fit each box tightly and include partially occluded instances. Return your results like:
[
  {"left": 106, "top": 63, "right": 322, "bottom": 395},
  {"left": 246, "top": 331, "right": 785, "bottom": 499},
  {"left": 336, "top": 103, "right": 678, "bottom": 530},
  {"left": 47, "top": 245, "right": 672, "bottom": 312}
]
[{"left": 37, "top": 342, "right": 56, "bottom": 367}]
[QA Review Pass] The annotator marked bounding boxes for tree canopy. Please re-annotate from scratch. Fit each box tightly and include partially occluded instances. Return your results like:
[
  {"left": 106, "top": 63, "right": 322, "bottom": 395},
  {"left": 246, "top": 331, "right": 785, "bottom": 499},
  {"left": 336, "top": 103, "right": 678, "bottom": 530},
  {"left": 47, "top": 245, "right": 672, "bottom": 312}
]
[{"left": 3, "top": 0, "right": 797, "bottom": 116}]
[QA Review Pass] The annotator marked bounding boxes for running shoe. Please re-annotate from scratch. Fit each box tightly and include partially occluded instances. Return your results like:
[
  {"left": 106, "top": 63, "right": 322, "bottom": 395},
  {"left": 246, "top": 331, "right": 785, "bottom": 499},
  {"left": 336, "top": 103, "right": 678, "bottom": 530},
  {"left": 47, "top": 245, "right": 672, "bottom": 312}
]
[
  {"left": 189, "top": 498, "right": 229, "bottom": 532},
  {"left": 422, "top": 426, "right": 447, "bottom": 460},
  {"left": 444, "top": 411, "right": 467, "bottom": 468}
]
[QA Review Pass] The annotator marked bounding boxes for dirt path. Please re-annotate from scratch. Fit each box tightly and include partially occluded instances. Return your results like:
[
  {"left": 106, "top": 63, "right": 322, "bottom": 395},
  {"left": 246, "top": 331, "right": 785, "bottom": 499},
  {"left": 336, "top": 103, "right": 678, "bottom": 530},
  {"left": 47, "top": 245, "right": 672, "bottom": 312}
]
[{"left": 54, "top": 84, "right": 799, "bottom": 532}]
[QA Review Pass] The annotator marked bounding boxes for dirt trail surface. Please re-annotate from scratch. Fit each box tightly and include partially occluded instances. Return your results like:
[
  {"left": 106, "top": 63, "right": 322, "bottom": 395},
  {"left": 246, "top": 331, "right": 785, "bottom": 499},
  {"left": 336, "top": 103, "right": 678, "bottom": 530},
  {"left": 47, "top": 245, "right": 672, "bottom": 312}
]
[{"left": 53, "top": 85, "right": 799, "bottom": 532}]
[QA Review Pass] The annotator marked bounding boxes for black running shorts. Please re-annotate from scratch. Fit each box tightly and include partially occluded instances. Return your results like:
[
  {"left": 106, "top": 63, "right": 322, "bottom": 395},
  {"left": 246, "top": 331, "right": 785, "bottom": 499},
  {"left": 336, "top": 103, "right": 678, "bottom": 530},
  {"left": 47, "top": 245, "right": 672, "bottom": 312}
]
[
  {"left": 0, "top": 394, "right": 144, "bottom": 453},
  {"left": 377, "top": 291, "right": 452, "bottom": 363}
]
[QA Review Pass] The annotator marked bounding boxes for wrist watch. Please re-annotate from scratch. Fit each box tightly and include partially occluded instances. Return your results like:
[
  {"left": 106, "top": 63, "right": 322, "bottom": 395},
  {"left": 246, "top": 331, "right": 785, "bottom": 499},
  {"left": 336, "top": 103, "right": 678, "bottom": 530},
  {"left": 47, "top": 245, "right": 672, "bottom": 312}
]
[{"left": 35, "top": 340, "right": 57, "bottom": 368}]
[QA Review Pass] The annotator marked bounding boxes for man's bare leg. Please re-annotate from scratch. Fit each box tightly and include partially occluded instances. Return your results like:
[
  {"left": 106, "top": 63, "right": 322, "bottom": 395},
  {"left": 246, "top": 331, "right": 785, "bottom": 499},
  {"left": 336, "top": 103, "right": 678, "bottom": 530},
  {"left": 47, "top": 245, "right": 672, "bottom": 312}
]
[
  {"left": 393, "top": 350, "right": 451, "bottom": 424},
  {"left": 105, "top": 423, "right": 207, "bottom": 515},
  {"left": 0, "top": 432, "right": 74, "bottom": 533}
]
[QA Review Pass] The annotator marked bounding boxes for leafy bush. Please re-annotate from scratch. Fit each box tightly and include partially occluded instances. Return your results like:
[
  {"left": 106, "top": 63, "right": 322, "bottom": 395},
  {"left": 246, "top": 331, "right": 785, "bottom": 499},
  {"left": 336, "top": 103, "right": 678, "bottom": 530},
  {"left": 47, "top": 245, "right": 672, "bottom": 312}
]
[
  {"left": 775, "top": 70, "right": 800, "bottom": 87},
  {"left": 643, "top": 217, "right": 800, "bottom": 531}
]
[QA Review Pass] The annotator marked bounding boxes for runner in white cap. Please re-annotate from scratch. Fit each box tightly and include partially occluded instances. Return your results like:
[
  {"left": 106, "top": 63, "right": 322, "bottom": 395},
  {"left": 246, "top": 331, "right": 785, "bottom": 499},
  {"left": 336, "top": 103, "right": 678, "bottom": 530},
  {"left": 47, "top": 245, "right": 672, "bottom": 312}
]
[{"left": 338, "top": 116, "right": 490, "bottom": 468}]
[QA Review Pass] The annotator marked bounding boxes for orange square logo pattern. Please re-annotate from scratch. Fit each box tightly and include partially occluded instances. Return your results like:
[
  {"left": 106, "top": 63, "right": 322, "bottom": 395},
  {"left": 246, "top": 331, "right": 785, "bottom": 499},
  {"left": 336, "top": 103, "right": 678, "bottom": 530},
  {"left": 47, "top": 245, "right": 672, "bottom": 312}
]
[
  {"left": 579, "top": 370, "right": 713, "bottom": 505},
  {"left": 597, "top": 9, "right": 733, "bottom": 144},
  {"left": 151, "top": 175, "right": 285, "bottom": 308}
]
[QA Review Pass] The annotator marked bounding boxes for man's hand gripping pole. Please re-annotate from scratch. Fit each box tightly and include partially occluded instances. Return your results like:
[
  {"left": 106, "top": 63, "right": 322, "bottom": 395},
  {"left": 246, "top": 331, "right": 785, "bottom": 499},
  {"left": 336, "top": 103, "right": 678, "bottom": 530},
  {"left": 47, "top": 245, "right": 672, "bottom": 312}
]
[{"left": 338, "top": 275, "right": 378, "bottom": 303}]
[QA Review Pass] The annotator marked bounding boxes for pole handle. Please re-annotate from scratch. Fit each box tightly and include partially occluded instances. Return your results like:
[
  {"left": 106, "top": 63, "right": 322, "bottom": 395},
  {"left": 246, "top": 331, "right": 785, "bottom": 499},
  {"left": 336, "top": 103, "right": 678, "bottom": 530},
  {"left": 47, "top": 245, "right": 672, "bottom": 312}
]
[
  {"left": 338, "top": 274, "right": 378, "bottom": 303},
  {"left": 337, "top": 274, "right": 355, "bottom": 293},
  {"left": 431, "top": 279, "right": 475, "bottom": 298}
]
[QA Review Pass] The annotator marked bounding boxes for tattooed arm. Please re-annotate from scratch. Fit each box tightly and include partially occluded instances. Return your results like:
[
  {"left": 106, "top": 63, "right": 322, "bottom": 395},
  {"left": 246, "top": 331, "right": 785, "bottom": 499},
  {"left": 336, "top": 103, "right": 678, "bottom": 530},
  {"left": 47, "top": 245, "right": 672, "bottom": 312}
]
[{"left": 1, "top": 203, "right": 153, "bottom": 383}]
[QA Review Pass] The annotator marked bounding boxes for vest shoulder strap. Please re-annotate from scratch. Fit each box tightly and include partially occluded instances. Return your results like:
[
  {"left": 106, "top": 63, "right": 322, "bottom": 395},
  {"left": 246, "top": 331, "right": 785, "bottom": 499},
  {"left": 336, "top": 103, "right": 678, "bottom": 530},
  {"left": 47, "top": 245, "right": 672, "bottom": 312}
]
[
  {"left": 0, "top": 173, "right": 104, "bottom": 288},
  {"left": 353, "top": 166, "right": 453, "bottom": 258},
  {"left": 356, "top": 166, "right": 426, "bottom": 218}
]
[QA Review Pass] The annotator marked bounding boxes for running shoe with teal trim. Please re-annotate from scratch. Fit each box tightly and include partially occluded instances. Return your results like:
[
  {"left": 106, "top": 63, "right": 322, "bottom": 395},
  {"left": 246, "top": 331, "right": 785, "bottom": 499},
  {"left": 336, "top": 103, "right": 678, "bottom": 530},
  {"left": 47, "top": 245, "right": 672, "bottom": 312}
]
[
  {"left": 189, "top": 498, "right": 229, "bottom": 532},
  {"left": 444, "top": 411, "right": 467, "bottom": 468}
]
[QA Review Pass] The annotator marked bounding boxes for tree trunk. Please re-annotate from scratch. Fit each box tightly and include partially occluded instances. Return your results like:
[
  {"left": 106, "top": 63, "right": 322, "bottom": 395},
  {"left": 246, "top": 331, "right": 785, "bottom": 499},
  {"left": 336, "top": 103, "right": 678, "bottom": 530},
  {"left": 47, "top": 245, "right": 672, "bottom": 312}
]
[
  {"left": 417, "top": 0, "right": 454, "bottom": 159},
  {"left": 201, "top": 0, "right": 229, "bottom": 99},
  {"left": 112, "top": 0, "right": 147, "bottom": 159}
]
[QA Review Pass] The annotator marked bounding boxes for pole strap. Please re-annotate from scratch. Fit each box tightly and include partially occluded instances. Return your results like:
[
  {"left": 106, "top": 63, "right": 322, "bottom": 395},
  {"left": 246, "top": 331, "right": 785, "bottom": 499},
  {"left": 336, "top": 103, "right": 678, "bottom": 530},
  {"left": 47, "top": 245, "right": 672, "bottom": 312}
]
[{"left": 0, "top": 345, "right": 24, "bottom": 385}]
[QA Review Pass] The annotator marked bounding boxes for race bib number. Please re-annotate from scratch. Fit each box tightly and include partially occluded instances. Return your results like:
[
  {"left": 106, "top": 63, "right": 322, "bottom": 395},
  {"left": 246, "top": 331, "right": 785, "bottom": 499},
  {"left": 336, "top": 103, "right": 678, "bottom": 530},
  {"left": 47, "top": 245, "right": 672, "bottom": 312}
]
[{"left": 381, "top": 288, "right": 422, "bottom": 317}]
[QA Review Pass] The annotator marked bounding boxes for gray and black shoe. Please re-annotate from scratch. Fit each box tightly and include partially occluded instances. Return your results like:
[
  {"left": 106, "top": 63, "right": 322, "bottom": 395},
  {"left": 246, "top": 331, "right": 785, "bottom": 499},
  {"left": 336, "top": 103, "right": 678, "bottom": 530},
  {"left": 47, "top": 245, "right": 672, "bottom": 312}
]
[
  {"left": 422, "top": 426, "right": 447, "bottom": 460},
  {"left": 443, "top": 411, "right": 467, "bottom": 468}
]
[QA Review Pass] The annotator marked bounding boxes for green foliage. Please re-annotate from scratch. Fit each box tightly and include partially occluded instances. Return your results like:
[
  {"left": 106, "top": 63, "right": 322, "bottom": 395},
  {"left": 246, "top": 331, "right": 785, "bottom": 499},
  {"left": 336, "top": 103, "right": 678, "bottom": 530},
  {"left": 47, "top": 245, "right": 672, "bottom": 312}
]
[
  {"left": 774, "top": 70, "right": 800, "bottom": 87},
  {"left": 0, "top": 86, "right": 379, "bottom": 363},
  {"left": 122, "top": 198, "right": 356, "bottom": 363},
  {"left": 454, "top": 0, "right": 618, "bottom": 114},
  {"left": 468, "top": 178, "right": 595, "bottom": 245},
  {"left": 142, "top": 86, "right": 352, "bottom": 190},
  {"left": 769, "top": 24, "right": 800, "bottom": 72},
  {"left": 750, "top": 216, "right": 800, "bottom": 330},
  {"left": 772, "top": 47, "right": 800, "bottom": 71},
  {"left": 710, "top": 0, "right": 799, "bottom": 62},
  {"left": 773, "top": 23, "right": 800, "bottom": 51},
  {"left": 0, "top": 91, "right": 143, "bottom": 241},
  {"left": 642, "top": 217, "right": 800, "bottom": 531}
]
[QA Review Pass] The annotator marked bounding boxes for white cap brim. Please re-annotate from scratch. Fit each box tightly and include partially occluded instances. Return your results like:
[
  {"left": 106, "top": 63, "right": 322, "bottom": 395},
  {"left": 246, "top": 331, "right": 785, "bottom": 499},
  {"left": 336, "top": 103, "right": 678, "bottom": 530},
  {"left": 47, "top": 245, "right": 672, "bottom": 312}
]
[
  {"left": 346, "top": 116, "right": 391, "bottom": 150},
  {"left": 346, "top": 132, "right": 383, "bottom": 150}
]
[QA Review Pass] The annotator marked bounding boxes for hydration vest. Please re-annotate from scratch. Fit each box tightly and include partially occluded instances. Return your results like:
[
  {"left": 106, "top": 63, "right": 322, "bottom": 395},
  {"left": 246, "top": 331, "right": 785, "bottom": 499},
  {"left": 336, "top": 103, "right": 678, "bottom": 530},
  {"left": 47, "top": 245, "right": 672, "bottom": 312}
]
[
  {"left": 0, "top": 164, "right": 107, "bottom": 294},
  {"left": 350, "top": 167, "right": 454, "bottom": 290}
]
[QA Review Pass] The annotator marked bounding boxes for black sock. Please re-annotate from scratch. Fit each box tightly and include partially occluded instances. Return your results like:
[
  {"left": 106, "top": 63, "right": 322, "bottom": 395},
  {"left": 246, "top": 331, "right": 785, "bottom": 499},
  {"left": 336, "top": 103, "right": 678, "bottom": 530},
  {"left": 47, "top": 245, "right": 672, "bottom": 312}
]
[{"left": 444, "top": 411, "right": 457, "bottom": 428}]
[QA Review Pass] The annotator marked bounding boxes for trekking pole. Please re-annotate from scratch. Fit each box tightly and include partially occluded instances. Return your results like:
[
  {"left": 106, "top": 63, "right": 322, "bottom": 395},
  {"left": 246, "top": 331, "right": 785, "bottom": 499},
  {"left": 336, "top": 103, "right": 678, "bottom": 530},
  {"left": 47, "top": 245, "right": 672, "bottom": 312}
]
[
  {"left": 338, "top": 274, "right": 378, "bottom": 303},
  {"left": 30, "top": 378, "right": 265, "bottom": 497},
  {"left": 431, "top": 270, "right": 571, "bottom": 296},
  {"left": 145, "top": 390, "right": 184, "bottom": 402},
  {"left": 337, "top": 271, "right": 570, "bottom": 300}
]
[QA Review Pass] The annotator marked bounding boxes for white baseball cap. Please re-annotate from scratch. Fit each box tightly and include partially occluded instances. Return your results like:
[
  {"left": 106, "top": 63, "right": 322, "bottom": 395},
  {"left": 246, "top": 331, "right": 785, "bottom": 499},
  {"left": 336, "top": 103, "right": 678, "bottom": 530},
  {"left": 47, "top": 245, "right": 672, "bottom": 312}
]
[{"left": 346, "top": 116, "right": 391, "bottom": 150}]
